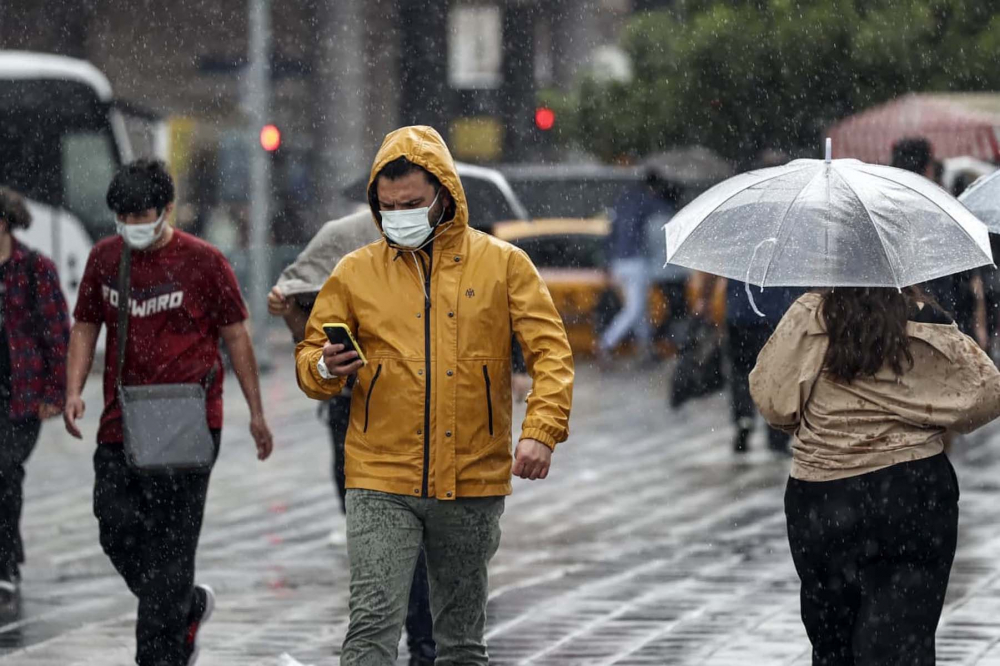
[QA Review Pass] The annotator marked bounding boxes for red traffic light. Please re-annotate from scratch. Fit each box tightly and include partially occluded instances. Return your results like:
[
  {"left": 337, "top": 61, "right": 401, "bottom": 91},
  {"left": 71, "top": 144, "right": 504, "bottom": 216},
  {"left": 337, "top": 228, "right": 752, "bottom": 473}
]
[
  {"left": 535, "top": 107, "right": 556, "bottom": 131},
  {"left": 260, "top": 124, "right": 281, "bottom": 152}
]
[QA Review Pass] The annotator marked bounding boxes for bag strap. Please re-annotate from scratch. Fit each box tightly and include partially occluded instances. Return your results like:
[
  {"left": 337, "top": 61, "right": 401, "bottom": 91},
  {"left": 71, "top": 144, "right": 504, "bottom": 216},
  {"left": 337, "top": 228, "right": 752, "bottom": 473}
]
[
  {"left": 203, "top": 362, "right": 217, "bottom": 389},
  {"left": 115, "top": 243, "right": 132, "bottom": 388}
]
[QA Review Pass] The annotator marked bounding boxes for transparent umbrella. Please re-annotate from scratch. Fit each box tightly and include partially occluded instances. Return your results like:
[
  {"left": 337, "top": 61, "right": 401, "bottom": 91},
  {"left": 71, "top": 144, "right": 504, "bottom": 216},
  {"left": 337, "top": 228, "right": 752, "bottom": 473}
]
[
  {"left": 958, "top": 168, "right": 1000, "bottom": 233},
  {"left": 666, "top": 140, "right": 993, "bottom": 293}
]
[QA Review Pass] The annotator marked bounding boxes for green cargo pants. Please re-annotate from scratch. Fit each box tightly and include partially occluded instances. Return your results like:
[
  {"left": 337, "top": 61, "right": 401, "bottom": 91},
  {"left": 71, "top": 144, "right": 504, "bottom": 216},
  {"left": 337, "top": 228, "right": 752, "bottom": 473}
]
[{"left": 341, "top": 489, "right": 505, "bottom": 666}]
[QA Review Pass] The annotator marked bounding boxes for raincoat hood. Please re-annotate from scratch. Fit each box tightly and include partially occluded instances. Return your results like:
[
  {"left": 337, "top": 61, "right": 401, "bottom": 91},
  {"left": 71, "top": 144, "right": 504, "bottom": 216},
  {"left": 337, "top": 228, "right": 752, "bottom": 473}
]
[{"left": 367, "top": 126, "right": 469, "bottom": 245}]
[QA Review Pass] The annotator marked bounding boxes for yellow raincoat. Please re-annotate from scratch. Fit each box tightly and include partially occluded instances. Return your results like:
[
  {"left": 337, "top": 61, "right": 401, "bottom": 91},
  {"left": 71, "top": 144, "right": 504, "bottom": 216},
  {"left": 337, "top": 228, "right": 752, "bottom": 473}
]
[{"left": 295, "top": 126, "right": 574, "bottom": 499}]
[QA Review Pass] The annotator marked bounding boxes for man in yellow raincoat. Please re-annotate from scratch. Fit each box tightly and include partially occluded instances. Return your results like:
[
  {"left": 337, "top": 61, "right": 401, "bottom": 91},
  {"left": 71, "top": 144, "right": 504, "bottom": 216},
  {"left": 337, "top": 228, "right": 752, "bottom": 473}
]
[{"left": 295, "top": 126, "right": 574, "bottom": 664}]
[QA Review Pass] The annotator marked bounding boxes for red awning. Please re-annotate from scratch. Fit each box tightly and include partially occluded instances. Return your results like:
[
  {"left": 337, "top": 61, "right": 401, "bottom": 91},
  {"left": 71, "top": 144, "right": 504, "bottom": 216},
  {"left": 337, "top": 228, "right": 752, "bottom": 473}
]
[{"left": 827, "top": 93, "right": 1000, "bottom": 164}]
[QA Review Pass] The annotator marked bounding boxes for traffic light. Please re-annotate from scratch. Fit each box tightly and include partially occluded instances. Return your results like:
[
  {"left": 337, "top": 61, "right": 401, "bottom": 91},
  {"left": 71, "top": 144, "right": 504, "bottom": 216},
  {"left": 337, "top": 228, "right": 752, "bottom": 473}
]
[
  {"left": 534, "top": 107, "right": 555, "bottom": 132},
  {"left": 259, "top": 124, "right": 281, "bottom": 152}
]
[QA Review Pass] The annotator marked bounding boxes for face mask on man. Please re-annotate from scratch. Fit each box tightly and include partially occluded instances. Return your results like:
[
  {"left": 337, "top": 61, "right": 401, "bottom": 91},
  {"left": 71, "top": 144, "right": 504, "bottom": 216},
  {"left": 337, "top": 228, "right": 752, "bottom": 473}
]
[
  {"left": 116, "top": 211, "right": 166, "bottom": 250},
  {"left": 380, "top": 189, "right": 445, "bottom": 249}
]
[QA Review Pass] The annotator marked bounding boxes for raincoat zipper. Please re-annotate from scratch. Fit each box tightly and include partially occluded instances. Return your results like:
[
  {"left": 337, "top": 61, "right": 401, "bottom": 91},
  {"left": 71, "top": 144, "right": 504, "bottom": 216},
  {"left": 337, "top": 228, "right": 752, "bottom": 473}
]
[
  {"left": 363, "top": 363, "right": 382, "bottom": 433},
  {"left": 482, "top": 365, "right": 494, "bottom": 437},
  {"left": 420, "top": 248, "right": 432, "bottom": 497}
]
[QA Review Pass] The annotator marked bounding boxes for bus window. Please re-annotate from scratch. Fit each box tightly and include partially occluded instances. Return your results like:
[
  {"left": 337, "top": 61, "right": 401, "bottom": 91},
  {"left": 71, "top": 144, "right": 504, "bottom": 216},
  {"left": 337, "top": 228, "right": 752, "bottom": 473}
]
[
  {"left": 62, "top": 131, "right": 118, "bottom": 236},
  {"left": 0, "top": 79, "right": 121, "bottom": 241}
]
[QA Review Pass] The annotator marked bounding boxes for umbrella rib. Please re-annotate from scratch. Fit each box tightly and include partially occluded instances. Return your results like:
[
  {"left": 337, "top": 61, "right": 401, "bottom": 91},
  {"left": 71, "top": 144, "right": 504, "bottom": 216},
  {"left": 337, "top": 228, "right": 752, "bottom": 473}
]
[
  {"left": 758, "top": 168, "right": 828, "bottom": 287},
  {"left": 854, "top": 168, "right": 990, "bottom": 262},
  {"left": 832, "top": 169, "right": 902, "bottom": 289}
]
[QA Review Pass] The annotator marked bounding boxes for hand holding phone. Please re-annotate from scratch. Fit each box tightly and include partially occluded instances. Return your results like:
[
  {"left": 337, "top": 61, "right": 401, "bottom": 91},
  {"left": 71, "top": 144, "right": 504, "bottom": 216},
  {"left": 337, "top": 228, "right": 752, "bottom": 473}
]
[{"left": 322, "top": 323, "right": 367, "bottom": 376}]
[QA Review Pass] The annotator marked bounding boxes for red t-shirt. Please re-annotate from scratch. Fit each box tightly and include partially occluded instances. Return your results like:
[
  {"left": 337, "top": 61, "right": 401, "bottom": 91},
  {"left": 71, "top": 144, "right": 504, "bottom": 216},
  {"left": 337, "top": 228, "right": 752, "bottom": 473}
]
[{"left": 74, "top": 231, "right": 248, "bottom": 444}]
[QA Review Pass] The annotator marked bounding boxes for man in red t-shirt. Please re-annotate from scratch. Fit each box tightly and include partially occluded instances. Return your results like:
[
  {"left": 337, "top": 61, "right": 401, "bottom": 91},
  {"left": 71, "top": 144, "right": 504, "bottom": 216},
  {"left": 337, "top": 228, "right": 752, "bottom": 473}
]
[{"left": 63, "top": 159, "right": 273, "bottom": 666}]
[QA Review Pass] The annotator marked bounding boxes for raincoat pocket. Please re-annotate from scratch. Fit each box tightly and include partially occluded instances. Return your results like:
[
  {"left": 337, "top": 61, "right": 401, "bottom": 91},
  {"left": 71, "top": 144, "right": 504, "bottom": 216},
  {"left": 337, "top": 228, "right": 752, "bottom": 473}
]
[
  {"left": 455, "top": 359, "right": 511, "bottom": 456},
  {"left": 348, "top": 358, "right": 424, "bottom": 457},
  {"left": 363, "top": 363, "right": 382, "bottom": 433},
  {"left": 483, "top": 365, "right": 495, "bottom": 437}
]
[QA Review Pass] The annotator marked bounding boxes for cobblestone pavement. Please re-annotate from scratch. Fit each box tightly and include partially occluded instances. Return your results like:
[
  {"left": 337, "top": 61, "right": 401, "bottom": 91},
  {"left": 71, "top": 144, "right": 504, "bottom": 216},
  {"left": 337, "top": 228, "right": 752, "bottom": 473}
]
[{"left": 4, "top": 344, "right": 1000, "bottom": 665}]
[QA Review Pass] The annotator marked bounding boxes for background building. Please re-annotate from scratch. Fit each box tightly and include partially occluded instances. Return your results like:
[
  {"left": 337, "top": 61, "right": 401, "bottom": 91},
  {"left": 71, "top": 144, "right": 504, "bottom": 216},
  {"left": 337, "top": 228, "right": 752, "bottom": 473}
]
[{"left": 1, "top": 0, "right": 635, "bottom": 242}]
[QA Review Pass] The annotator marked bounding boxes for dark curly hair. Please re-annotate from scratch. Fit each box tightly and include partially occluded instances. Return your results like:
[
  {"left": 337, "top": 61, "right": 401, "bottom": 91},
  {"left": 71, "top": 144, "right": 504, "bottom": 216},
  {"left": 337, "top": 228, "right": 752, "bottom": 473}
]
[
  {"left": 106, "top": 158, "right": 175, "bottom": 216},
  {"left": 821, "top": 286, "right": 941, "bottom": 383},
  {"left": 0, "top": 186, "right": 32, "bottom": 231}
]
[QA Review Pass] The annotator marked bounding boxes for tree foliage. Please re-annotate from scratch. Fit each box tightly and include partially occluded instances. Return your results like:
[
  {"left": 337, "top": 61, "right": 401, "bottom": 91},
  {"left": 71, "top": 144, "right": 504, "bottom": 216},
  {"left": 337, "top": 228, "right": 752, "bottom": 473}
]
[{"left": 566, "top": 0, "right": 1000, "bottom": 165}]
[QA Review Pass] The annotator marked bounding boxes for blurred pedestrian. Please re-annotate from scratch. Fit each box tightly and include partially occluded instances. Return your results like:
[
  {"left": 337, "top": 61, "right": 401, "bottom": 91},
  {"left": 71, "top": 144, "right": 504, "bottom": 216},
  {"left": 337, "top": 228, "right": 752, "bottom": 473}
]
[
  {"left": 690, "top": 271, "right": 797, "bottom": 454},
  {"left": 751, "top": 288, "right": 1000, "bottom": 664},
  {"left": 683, "top": 145, "right": 798, "bottom": 454},
  {"left": 295, "top": 126, "right": 574, "bottom": 665},
  {"left": 0, "top": 187, "right": 69, "bottom": 616},
  {"left": 891, "top": 138, "right": 936, "bottom": 180},
  {"left": 64, "top": 159, "right": 274, "bottom": 666},
  {"left": 598, "top": 165, "right": 673, "bottom": 363},
  {"left": 270, "top": 209, "right": 377, "bottom": 512},
  {"left": 268, "top": 209, "right": 438, "bottom": 666},
  {"left": 642, "top": 175, "right": 684, "bottom": 349},
  {"left": 952, "top": 169, "right": 999, "bottom": 355},
  {"left": 892, "top": 137, "right": 987, "bottom": 345}
]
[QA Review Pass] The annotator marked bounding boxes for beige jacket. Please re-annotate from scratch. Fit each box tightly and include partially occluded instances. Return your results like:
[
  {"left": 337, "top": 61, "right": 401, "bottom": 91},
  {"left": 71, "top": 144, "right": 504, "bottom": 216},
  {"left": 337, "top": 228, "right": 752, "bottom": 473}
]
[{"left": 750, "top": 292, "right": 1000, "bottom": 481}]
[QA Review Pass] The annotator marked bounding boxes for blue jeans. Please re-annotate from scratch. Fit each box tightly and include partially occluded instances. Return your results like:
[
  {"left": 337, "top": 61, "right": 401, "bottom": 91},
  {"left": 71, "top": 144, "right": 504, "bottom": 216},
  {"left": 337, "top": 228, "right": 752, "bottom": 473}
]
[{"left": 600, "top": 257, "right": 652, "bottom": 352}]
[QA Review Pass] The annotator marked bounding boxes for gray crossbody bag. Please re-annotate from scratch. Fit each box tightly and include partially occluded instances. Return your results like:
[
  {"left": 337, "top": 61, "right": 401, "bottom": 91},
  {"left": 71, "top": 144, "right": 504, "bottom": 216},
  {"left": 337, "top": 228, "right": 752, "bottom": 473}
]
[{"left": 115, "top": 244, "right": 216, "bottom": 472}]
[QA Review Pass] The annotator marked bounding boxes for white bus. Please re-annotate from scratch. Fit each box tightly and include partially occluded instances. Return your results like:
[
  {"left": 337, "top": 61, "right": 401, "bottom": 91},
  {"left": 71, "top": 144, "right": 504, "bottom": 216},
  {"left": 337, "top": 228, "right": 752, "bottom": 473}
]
[{"left": 0, "top": 51, "right": 164, "bottom": 311}]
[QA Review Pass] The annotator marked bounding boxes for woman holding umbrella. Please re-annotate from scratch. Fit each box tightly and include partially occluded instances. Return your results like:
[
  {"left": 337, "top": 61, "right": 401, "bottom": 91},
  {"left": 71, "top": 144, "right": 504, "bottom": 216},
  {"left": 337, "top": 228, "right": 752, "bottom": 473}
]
[
  {"left": 666, "top": 140, "right": 1000, "bottom": 664},
  {"left": 751, "top": 287, "right": 999, "bottom": 664}
]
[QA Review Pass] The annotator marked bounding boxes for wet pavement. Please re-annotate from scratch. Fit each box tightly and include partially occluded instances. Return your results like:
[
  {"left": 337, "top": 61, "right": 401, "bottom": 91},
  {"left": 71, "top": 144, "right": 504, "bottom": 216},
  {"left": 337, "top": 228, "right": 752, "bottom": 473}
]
[{"left": 5, "top": 342, "right": 1000, "bottom": 665}]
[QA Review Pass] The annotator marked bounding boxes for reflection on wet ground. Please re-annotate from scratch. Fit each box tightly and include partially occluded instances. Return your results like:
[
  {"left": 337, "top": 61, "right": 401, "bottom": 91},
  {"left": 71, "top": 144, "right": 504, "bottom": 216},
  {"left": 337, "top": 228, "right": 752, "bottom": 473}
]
[{"left": 3, "top": 354, "right": 1000, "bottom": 664}]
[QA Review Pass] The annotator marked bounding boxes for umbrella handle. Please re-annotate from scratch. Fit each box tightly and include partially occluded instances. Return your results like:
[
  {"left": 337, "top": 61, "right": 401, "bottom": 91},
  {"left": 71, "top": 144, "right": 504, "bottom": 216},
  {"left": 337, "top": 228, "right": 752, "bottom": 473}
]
[
  {"left": 825, "top": 137, "right": 832, "bottom": 163},
  {"left": 746, "top": 237, "right": 778, "bottom": 318},
  {"left": 745, "top": 281, "right": 766, "bottom": 318}
]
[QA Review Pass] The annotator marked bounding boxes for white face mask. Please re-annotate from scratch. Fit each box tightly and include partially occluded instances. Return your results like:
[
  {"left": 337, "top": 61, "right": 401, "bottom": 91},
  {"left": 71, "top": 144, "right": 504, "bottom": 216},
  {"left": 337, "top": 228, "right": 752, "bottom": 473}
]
[
  {"left": 380, "top": 190, "right": 444, "bottom": 249},
  {"left": 116, "top": 211, "right": 166, "bottom": 251}
]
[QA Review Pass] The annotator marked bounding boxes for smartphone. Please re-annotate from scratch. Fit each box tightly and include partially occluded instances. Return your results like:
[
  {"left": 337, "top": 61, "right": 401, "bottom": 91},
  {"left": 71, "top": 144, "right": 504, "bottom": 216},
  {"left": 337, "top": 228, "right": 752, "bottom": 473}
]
[{"left": 322, "top": 323, "right": 368, "bottom": 366}]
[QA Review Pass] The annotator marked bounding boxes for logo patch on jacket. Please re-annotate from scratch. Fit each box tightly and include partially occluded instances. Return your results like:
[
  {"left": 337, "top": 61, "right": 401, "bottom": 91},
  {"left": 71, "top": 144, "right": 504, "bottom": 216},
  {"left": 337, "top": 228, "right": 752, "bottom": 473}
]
[{"left": 466, "top": 288, "right": 475, "bottom": 298}]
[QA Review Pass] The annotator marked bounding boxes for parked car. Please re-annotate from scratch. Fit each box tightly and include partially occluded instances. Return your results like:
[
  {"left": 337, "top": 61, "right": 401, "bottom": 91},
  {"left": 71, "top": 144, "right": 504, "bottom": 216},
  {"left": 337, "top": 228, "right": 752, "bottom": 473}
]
[
  {"left": 497, "top": 163, "right": 642, "bottom": 220},
  {"left": 498, "top": 152, "right": 733, "bottom": 221}
]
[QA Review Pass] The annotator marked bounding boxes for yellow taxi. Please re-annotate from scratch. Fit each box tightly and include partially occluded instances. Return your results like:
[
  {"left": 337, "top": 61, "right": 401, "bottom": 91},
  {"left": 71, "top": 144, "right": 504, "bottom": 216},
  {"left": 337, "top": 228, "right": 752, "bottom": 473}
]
[{"left": 492, "top": 218, "right": 674, "bottom": 356}]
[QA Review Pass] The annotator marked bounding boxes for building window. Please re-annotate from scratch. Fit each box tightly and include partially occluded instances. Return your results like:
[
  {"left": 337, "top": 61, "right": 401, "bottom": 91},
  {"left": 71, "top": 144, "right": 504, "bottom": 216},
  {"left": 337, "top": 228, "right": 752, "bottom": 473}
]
[
  {"left": 534, "top": 15, "right": 554, "bottom": 86},
  {"left": 447, "top": 4, "right": 503, "bottom": 89}
]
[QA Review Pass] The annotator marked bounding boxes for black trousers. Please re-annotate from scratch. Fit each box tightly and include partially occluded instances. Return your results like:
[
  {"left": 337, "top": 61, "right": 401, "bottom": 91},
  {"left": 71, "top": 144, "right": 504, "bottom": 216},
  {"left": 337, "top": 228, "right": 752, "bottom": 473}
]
[
  {"left": 727, "top": 322, "right": 788, "bottom": 448},
  {"left": 0, "top": 405, "right": 40, "bottom": 579},
  {"left": 326, "top": 398, "right": 435, "bottom": 661},
  {"left": 93, "top": 434, "right": 219, "bottom": 666},
  {"left": 785, "top": 453, "right": 959, "bottom": 666}
]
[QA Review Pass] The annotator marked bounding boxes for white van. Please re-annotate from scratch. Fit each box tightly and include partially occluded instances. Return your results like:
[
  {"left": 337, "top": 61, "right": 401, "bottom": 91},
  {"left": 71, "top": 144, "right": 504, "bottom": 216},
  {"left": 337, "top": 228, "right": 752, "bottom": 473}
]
[{"left": 0, "top": 51, "right": 163, "bottom": 312}]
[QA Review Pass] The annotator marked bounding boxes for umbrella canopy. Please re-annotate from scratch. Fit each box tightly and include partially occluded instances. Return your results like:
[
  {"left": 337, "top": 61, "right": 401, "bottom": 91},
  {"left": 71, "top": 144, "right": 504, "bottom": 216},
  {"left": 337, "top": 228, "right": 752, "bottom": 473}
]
[
  {"left": 644, "top": 146, "right": 735, "bottom": 186},
  {"left": 666, "top": 151, "right": 993, "bottom": 289},
  {"left": 959, "top": 169, "right": 1000, "bottom": 234}
]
